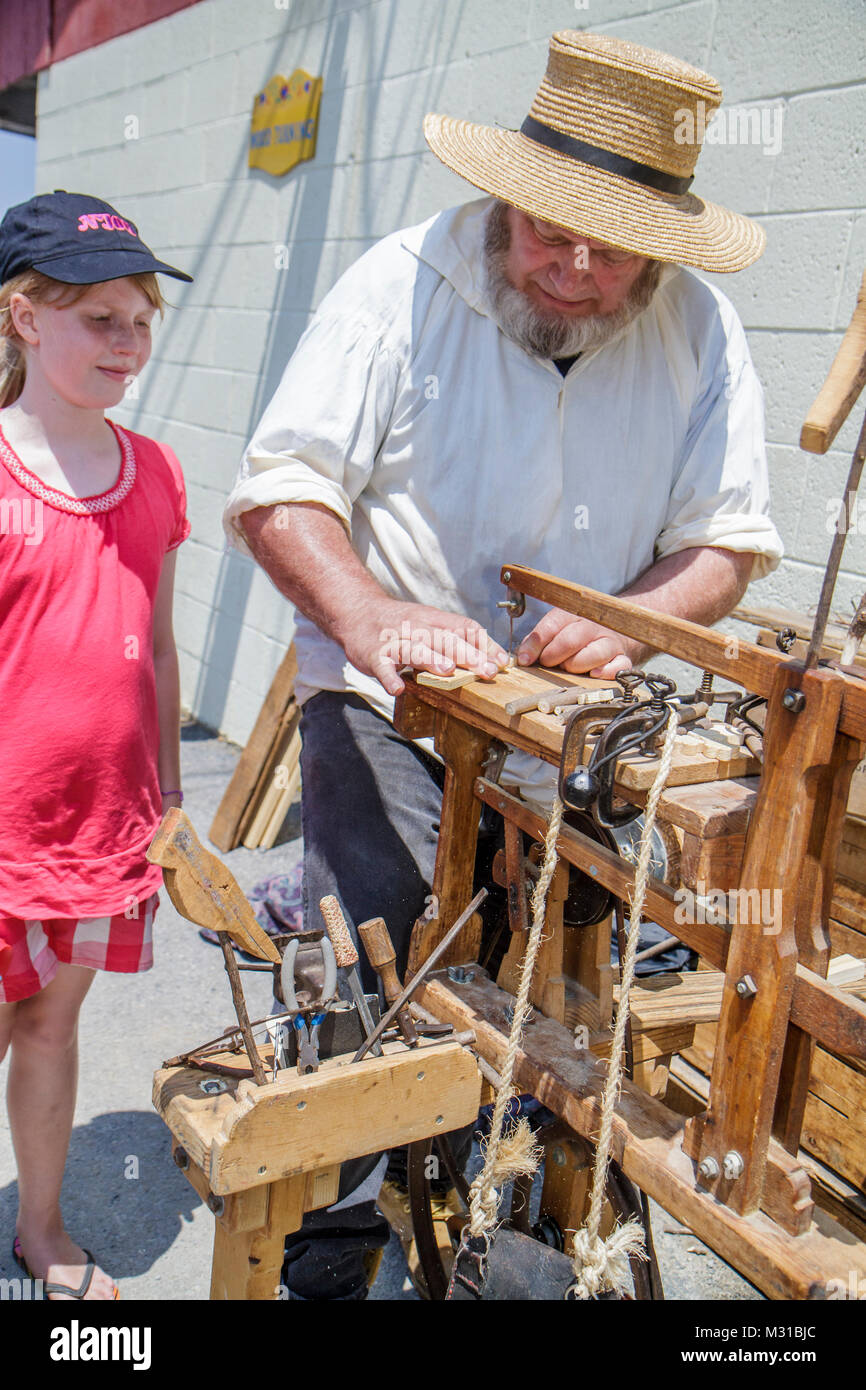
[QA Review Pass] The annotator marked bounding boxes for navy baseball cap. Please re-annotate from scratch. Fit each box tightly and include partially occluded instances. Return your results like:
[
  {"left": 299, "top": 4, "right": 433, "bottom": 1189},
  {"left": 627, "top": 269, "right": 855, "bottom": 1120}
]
[{"left": 0, "top": 190, "right": 193, "bottom": 285}]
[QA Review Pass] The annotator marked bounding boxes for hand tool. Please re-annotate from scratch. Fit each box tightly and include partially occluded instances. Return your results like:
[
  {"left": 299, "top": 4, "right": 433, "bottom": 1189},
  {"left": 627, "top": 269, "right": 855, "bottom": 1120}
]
[
  {"left": 497, "top": 572, "right": 526, "bottom": 660},
  {"left": 357, "top": 916, "right": 419, "bottom": 1046},
  {"left": 281, "top": 933, "right": 338, "bottom": 1074},
  {"left": 352, "top": 888, "right": 487, "bottom": 1062},
  {"left": 318, "top": 896, "right": 383, "bottom": 1057}
]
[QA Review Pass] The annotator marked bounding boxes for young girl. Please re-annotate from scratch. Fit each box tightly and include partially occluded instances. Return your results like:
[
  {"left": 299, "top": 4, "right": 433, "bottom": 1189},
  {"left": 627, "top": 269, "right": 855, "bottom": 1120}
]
[{"left": 0, "top": 191, "right": 193, "bottom": 1300}]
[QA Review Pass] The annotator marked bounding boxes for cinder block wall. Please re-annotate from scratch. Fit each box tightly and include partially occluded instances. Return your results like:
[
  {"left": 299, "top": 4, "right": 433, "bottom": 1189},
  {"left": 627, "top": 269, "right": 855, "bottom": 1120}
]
[{"left": 35, "top": 0, "right": 866, "bottom": 742}]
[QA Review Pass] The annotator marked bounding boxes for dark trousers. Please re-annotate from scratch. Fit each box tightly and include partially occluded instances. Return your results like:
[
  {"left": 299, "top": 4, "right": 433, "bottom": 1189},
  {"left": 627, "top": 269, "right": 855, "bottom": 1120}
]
[
  {"left": 284, "top": 691, "right": 453, "bottom": 1299},
  {"left": 300, "top": 691, "right": 446, "bottom": 988}
]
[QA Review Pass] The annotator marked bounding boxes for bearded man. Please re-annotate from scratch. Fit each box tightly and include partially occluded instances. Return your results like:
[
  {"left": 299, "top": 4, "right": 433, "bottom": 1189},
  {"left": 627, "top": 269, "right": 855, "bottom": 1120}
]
[{"left": 223, "top": 32, "right": 783, "bottom": 1298}]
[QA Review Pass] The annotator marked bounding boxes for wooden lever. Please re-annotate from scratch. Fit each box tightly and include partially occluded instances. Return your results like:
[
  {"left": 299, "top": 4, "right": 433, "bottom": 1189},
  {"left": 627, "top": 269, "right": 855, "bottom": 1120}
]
[
  {"left": 147, "top": 808, "right": 281, "bottom": 964},
  {"left": 358, "top": 917, "right": 418, "bottom": 1045},
  {"left": 801, "top": 268, "right": 866, "bottom": 454}
]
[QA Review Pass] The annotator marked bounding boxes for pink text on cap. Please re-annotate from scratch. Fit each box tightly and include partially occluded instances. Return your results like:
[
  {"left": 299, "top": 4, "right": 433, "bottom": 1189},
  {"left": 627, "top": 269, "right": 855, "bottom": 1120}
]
[{"left": 77, "top": 212, "right": 138, "bottom": 236}]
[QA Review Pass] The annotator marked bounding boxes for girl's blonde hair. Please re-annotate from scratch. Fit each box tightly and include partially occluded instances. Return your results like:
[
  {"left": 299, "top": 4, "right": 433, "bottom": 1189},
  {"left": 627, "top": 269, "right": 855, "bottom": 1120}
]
[{"left": 0, "top": 269, "right": 164, "bottom": 408}]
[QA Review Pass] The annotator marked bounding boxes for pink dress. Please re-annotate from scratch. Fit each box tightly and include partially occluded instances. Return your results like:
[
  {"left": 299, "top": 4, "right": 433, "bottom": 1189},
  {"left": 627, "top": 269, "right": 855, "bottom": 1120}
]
[{"left": 0, "top": 420, "right": 189, "bottom": 918}]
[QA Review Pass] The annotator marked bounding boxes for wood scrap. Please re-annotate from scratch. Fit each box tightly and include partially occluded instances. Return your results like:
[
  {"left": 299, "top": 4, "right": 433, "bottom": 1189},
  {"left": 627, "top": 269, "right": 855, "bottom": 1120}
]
[
  {"left": 241, "top": 715, "right": 301, "bottom": 850},
  {"left": 209, "top": 644, "right": 299, "bottom": 851}
]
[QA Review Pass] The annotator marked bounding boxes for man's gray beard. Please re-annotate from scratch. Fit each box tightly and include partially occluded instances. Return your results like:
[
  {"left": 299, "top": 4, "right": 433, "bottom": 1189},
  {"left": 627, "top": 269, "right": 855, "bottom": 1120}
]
[{"left": 483, "top": 200, "right": 662, "bottom": 359}]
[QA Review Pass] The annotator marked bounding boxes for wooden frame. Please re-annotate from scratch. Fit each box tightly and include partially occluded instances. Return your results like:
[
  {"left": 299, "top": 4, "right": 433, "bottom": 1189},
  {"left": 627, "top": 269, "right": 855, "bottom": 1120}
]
[{"left": 395, "top": 566, "right": 866, "bottom": 1299}]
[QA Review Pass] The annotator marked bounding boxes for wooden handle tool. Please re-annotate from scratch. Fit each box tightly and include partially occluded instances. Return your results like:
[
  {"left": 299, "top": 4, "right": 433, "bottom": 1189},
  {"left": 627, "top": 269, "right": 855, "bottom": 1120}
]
[
  {"left": 801, "top": 268, "right": 866, "bottom": 455},
  {"left": 148, "top": 807, "right": 280, "bottom": 963},
  {"left": 319, "top": 897, "right": 382, "bottom": 1056},
  {"left": 358, "top": 916, "right": 419, "bottom": 1046}
]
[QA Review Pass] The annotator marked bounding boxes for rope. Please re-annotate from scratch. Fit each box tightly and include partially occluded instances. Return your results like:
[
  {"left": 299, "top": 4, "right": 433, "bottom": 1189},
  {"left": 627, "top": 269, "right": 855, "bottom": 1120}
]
[
  {"left": 568, "top": 705, "right": 679, "bottom": 1299},
  {"left": 467, "top": 795, "right": 564, "bottom": 1236}
]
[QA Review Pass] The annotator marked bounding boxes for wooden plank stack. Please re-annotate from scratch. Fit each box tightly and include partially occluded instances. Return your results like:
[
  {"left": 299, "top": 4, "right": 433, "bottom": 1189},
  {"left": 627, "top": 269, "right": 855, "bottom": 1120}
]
[{"left": 209, "top": 644, "right": 302, "bottom": 853}]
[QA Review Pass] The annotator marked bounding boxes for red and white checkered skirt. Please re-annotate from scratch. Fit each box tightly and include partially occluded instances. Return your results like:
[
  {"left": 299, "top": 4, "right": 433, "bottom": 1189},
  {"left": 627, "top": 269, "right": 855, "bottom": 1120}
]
[{"left": 0, "top": 894, "right": 157, "bottom": 1003}]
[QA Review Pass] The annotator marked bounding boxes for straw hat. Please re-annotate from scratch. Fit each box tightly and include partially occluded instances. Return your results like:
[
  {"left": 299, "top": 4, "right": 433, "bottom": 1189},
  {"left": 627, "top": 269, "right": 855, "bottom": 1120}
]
[{"left": 424, "top": 31, "right": 765, "bottom": 273}]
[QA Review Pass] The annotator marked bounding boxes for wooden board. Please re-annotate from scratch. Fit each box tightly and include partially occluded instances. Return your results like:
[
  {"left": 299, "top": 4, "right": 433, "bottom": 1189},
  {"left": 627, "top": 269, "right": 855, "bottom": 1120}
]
[
  {"left": 406, "top": 667, "right": 760, "bottom": 789},
  {"left": 209, "top": 645, "right": 298, "bottom": 852},
  {"left": 495, "top": 567, "right": 866, "bottom": 742},
  {"left": 154, "top": 1037, "right": 481, "bottom": 1195},
  {"left": 617, "top": 970, "right": 725, "bottom": 1031}
]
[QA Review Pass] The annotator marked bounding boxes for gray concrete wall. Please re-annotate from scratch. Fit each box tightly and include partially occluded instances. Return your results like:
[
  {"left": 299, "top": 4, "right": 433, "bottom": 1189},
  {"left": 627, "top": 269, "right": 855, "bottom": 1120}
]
[{"left": 34, "top": 0, "right": 866, "bottom": 742}]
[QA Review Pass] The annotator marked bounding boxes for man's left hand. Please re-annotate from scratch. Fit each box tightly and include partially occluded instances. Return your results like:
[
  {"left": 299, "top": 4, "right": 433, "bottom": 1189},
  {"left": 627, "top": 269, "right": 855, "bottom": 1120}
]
[{"left": 516, "top": 608, "right": 639, "bottom": 678}]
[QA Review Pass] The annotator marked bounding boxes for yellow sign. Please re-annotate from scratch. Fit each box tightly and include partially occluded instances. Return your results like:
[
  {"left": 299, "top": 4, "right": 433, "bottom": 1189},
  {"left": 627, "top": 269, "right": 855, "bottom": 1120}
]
[{"left": 249, "top": 70, "right": 323, "bottom": 176}]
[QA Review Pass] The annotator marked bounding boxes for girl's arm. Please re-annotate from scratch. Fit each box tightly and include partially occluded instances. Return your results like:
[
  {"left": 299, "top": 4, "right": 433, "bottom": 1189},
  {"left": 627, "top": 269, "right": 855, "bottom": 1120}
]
[{"left": 152, "top": 550, "right": 183, "bottom": 810}]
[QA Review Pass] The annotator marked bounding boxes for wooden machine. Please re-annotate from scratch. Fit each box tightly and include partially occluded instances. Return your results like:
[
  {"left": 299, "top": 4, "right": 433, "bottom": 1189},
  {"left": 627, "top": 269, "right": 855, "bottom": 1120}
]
[{"left": 150, "top": 273, "right": 866, "bottom": 1300}]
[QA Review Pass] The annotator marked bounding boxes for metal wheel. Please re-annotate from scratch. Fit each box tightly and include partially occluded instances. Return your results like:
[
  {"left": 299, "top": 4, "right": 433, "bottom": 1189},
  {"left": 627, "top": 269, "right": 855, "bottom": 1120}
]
[{"left": 405, "top": 1124, "right": 663, "bottom": 1301}]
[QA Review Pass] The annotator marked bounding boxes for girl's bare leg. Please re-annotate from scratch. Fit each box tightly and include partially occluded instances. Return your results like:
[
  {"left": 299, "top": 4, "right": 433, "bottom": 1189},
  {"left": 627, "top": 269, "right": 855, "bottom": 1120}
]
[{"left": 4, "top": 963, "right": 117, "bottom": 1298}]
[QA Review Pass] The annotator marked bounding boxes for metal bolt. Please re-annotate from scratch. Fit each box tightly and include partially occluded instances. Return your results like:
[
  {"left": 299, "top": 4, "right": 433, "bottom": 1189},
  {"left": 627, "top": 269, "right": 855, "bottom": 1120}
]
[
  {"left": 173, "top": 1146, "right": 189, "bottom": 1171},
  {"left": 782, "top": 688, "right": 806, "bottom": 713},
  {"left": 723, "top": 1150, "right": 745, "bottom": 1180},
  {"left": 697, "top": 1156, "right": 719, "bottom": 1181},
  {"left": 502, "top": 569, "right": 512, "bottom": 583},
  {"left": 736, "top": 974, "right": 758, "bottom": 999},
  {"left": 447, "top": 965, "right": 475, "bottom": 984},
  {"left": 199, "top": 1077, "right": 228, "bottom": 1095},
  {"left": 206, "top": 1193, "right": 225, "bottom": 1217},
  {"left": 551, "top": 1146, "right": 566, "bottom": 1167}
]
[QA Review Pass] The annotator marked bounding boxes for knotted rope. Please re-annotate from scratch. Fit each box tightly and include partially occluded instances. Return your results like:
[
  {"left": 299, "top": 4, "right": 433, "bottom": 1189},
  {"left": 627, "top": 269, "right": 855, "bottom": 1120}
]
[
  {"left": 463, "top": 699, "right": 679, "bottom": 1301},
  {"left": 466, "top": 795, "right": 563, "bottom": 1236},
  {"left": 568, "top": 704, "right": 679, "bottom": 1298}
]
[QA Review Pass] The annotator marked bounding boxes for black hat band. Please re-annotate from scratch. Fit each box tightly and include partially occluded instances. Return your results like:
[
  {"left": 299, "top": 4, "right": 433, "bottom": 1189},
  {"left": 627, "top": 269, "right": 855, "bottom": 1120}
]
[{"left": 520, "top": 115, "right": 694, "bottom": 196}]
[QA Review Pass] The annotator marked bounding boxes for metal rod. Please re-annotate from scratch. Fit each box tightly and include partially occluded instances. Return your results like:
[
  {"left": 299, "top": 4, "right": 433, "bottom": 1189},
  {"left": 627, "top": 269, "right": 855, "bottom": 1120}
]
[
  {"left": 634, "top": 933, "right": 682, "bottom": 965},
  {"left": 218, "top": 931, "right": 268, "bottom": 1086},
  {"left": 805, "top": 407, "right": 866, "bottom": 668},
  {"left": 352, "top": 889, "right": 488, "bottom": 1062}
]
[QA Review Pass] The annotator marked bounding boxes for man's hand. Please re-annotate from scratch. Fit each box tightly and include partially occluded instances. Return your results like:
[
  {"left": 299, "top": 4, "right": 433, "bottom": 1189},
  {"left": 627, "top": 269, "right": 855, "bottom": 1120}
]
[
  {"left": 516, "top": 608, "right": 639, "bottom": 678},
  {"left": 342, "top": 598, "right": 508, "bottom": 697},
  {"left": 240, "top": 503, "right": 510, "bottom": 699},
  {"left": 513, "top": 548, "right": 754, "bottom": 679}
]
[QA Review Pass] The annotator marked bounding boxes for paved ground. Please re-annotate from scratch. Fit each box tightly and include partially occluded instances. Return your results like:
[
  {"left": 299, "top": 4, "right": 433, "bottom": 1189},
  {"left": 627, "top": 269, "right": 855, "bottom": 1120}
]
[{"left": 0, "top": 721, "right": 762, "bottom": 1302}]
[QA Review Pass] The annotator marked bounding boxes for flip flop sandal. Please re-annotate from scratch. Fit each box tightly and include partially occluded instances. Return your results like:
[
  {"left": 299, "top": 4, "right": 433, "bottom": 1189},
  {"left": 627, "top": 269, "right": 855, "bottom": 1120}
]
[{"left": 12, "top": 1236, "right": 119, "bottom": 1300}]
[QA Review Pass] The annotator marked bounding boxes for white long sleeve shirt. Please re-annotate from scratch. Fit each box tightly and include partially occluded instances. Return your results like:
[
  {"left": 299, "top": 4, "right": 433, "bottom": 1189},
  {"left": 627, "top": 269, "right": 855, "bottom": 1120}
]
[{"left": 224, "top": 196, "right": 782, "bottom": 797}]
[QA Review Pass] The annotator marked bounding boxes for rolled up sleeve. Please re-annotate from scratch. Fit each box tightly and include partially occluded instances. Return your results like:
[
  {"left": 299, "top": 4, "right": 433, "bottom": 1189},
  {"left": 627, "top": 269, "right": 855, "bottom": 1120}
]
[
  {"left": 655, "top": 334, "right": 783, "bottom": 582},
  {"left": 223, "top": 309, "right": 400, "bottom": 556}
]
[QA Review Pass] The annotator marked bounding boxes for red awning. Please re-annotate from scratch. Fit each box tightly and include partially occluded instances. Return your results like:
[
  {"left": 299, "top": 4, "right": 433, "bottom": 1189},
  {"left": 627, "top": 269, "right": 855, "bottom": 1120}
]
[{"left": 0, "top": 0, "right": 206, "bottom": 93}]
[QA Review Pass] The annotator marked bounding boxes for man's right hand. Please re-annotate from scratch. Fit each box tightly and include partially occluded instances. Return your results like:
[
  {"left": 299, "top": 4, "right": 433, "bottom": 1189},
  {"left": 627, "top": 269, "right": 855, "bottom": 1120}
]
[
  {"left": 340, "top": 598, "right": 509, "bottom": 697},
  {"left": 239, "top": 502, "right": 509, "bottom": 698}
]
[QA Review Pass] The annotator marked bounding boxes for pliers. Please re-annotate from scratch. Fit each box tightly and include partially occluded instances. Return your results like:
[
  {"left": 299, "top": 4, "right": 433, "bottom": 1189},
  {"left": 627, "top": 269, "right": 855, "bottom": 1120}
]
[{"left": 280, "top": 934, "right": 338, "bottom": 1074}]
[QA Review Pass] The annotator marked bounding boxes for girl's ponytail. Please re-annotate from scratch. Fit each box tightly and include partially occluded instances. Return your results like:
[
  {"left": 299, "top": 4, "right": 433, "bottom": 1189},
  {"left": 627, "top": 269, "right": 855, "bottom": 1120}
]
[{"left": 0, "top": 334, "right": 26, "bottom": 409}]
